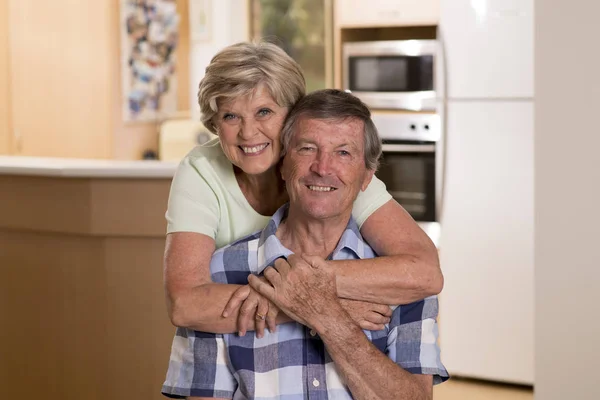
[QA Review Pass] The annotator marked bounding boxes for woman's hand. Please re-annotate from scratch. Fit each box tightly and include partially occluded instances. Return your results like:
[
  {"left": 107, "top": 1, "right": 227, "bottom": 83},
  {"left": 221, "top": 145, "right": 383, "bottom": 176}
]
[
  {"left": 223, "top": 278, "right": 280, "bottom": 338},
  {"left": 339, "top": 299, "right": 392, "bottom": 331}
]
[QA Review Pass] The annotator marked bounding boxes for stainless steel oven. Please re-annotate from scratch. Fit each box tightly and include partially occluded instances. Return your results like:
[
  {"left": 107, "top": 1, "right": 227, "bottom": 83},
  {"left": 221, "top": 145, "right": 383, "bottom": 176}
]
[
  {"left": 344, "top": 40, "right": 437, "bottom": 111},
  {"left": 373, "top": 112, "right": 441, "bottom": 242}
]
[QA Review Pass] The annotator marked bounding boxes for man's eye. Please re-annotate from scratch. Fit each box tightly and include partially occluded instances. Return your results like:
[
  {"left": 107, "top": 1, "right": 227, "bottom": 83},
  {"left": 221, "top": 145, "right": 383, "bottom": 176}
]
[
  {"left": 338, "top": 150, "right": 350, "bottom": 156},
  {"left": 298, "top": 146, "right": 315, "bottom": 153}
]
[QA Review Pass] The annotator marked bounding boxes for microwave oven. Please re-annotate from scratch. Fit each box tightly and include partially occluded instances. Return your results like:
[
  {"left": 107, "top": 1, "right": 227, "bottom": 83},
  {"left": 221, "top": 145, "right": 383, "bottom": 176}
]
[{"left": 343, "top": 40, "right": 437, "bottom": 111}]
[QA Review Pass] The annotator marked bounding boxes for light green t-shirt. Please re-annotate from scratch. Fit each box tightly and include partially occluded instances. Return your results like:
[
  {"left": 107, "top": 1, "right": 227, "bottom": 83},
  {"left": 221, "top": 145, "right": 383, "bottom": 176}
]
[{"left": 166, "top": 137, "right": 392, "bottom": 249}]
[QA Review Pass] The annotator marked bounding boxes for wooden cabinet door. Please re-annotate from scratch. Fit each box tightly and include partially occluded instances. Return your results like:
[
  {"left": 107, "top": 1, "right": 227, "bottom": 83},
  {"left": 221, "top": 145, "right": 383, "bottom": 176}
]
[
  {"left": 335, "top": 0, "right": 440, "bottom": 28},
  {"left": 8, "top": 0, "right": 112, "bottom": 158}
]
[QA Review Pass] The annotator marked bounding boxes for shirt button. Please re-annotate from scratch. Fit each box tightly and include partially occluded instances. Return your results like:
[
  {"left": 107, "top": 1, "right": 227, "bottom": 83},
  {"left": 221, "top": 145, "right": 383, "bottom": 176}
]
[
  {"left": 312, "top": 378, "right": 320, "bottom": 387},
  {"left": 310, "top": 329, "right": 316, "bottom": 337}
]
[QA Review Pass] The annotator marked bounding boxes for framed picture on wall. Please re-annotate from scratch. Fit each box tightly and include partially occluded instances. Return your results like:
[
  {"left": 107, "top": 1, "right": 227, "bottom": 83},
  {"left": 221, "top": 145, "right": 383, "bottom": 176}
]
[
  {"left": 120, "top": 0, "right": 180, "bottom": 123},
  {"left": 189, "top": 0, "right": 212, "bottom": 42}
]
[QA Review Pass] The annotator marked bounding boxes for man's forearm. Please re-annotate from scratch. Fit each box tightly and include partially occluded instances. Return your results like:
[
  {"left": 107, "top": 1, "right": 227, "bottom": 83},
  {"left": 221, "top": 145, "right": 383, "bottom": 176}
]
[
  {"left": 314, "top": 305, "right": 432, "bottom": 400},
  {"left": 329, "top": 253, "right": 442, "bottom": 305},
  {"left": 169, "top": 283, "right": 290, "bottom": 333}
]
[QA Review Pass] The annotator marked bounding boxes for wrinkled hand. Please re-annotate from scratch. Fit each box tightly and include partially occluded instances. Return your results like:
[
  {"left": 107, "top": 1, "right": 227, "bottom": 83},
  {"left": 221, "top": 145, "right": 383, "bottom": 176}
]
[
  {"left": 339, "top": 299, "right": 392, "bottom": 331},
  {"left": 248, "top": 254, "right": 339, "bottom": 329},
  {"left": 222, "top": 277, "right": 281, "bottom": 338}
]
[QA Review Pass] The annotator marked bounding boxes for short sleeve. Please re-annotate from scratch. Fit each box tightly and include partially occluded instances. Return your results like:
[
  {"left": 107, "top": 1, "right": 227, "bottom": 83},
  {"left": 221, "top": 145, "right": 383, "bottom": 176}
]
[
  {"left": 352, "top": 175, "right": 393, "bottom": 228},
  {"left": 386, "top": 296, "right": 449, "bottom": 384},
  {"left": 162, "top": 329, "right": 237, "bottom": 398},
  {"left": 165, "top": 154, "right": 220, "bottom": 238}
]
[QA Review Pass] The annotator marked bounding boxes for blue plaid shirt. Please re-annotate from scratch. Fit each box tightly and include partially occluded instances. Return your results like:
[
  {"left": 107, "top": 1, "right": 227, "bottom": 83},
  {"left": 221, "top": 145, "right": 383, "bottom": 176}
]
[{"left": 162, "top": 205, "right": 448, "bottom": 399}]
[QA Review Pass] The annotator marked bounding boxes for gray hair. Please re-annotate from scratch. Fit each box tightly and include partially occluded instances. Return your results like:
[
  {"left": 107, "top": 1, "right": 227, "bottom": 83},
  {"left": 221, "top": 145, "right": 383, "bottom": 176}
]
[
  {"left": 281, "top": 89, "right": 382, "bottom": 170},
  {"left": 197, "top": 41, "right": 306, "bottom": 133}
]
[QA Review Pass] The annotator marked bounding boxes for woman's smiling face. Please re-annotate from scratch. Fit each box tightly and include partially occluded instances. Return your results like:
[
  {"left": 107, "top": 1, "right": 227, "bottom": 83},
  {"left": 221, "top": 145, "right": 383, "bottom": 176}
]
[{"left": 214, "top": 84, "right": 289, "bottom": 175}]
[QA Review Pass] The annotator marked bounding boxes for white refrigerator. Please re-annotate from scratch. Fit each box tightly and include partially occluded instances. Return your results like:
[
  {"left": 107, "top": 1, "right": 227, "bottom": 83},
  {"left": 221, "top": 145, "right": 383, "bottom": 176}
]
[{"left": 436, "top": 0, "right": 534, "bottom": 385}]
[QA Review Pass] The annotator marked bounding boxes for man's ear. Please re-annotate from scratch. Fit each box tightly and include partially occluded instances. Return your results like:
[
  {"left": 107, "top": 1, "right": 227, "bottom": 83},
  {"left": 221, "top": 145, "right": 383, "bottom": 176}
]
[{"left": 361, "top": 169, "right": 375, "bottom": 192}]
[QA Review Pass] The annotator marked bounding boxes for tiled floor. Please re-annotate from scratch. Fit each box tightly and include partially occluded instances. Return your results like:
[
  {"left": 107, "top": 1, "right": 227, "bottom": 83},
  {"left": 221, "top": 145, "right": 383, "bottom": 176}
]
[{"left": 434, "top": 378, "right": 534, "bottom": 400}]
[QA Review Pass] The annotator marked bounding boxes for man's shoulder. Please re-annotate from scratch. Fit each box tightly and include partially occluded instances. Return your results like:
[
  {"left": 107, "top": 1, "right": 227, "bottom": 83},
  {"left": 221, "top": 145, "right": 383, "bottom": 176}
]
[
  {"left": 333, "top": 217, "right": 377, "bottom": 260},
  {"left": 213, "top": 229, "right": 263, "bottom": 257}
]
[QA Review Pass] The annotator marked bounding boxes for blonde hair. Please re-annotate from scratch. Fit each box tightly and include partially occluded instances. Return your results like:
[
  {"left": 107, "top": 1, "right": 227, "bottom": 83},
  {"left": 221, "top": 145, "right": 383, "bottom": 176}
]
[{"left": 198, "top": 41, "right": 306, "bottom": 133}]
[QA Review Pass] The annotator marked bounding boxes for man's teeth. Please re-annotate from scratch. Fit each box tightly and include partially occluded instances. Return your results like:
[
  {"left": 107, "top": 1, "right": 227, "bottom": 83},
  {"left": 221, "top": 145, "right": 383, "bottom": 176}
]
[
  {"left": 241, "top": 144, "right": 268, "bottom": 154},
  {"left": 308, "top": 185, "right": 335, "bottom": 192}
]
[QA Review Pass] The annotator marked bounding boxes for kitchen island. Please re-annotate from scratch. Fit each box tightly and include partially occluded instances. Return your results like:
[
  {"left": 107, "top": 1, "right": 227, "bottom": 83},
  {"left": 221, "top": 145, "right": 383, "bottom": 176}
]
[{"left": 0, "top": 156, "right": 178, "bottom": 400}]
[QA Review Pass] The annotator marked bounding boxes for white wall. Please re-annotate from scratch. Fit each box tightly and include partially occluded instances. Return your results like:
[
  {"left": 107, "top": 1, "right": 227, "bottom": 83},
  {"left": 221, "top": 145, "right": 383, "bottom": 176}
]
[
  {"left": 535, "top": 1, "right": 600, "bottom": 399},
  {"left": 189, "top": 0, "right": 249, "bottom": 121}
]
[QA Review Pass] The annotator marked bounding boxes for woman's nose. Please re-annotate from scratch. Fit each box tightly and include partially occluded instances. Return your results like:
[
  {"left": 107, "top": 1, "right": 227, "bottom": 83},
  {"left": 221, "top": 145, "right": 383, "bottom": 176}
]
[{"left": 239, "top": 119, "right": 258, "bottom": 140}]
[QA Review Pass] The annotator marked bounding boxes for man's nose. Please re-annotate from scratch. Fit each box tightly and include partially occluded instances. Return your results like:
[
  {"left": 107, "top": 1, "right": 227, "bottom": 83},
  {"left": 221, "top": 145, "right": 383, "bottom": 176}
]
[
  {"left": 239, "top": 119, "right": 258, "bottom": 140},
  {"left": 310, "top": 151, "right": 333, "bottom": 176}
]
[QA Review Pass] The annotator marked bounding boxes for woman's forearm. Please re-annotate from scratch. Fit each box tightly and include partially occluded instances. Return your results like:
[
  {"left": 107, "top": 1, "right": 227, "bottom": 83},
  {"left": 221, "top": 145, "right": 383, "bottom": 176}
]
[
  {"left": 169, "top": 283, "right": 291, "bottom": 333},
  {"left": 346, "top": 199, "right": 443, "bottom": 305},
  {"left": 329, "top": 254, "right": 442, "bottom": 305}
]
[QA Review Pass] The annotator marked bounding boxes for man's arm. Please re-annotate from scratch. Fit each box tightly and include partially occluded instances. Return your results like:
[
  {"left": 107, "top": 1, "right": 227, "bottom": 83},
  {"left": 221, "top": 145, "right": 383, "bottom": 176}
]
[
  {"left": 316, "top": 304, "right": 432, "bottom": 400},
  {"left": 248, "top": 255, "right": 435, "bottom": 400}
]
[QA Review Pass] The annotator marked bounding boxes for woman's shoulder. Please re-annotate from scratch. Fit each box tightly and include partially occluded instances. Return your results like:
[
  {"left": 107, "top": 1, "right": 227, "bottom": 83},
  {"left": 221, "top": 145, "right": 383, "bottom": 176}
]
[
  {"left": 184, "top": 136, "right": 225, "bottom": 163},
  {"left": 178, "top": 137, "right": 231, "bottom": 175}
]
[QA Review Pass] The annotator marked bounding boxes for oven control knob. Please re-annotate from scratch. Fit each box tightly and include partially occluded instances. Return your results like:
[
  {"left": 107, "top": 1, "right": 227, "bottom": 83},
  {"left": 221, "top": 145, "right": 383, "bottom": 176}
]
[
  {"left": 410, "top": 124, "right": 417, "bottom": 130},
  {"left": 424, "top": 124, "right": 430, "bottom": 130}
]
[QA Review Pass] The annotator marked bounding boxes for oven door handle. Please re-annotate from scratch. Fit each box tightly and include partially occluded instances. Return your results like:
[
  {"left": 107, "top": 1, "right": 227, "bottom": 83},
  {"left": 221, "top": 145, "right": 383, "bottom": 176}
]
[{"left": 381, "top": 144, "right": 436, "bottom": 153}]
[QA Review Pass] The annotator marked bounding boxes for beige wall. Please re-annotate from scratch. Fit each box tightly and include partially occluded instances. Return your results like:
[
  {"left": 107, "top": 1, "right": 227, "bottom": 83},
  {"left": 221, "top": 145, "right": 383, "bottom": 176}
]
[
  {"left": 9, "top": 1, "right": 113, "bottom": 158},
  {"left": 0, "top": 0, "right": 11, "bottom": 154},
  {"left": 2, "top": 0, "right": 189, "bottom": 160},
  {"left": 535, "top": 1, "right": 600, "bottom": 399}
]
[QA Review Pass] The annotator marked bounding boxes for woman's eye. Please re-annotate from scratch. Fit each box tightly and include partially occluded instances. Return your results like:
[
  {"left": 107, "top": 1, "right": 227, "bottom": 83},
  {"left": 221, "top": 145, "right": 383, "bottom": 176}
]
[
  {"left": 222, "top": 113, "right": 236, "bottom": 121},
  {"left": 257, "top": 108, "right": 272, "bottom": 117},
  {"left": 338, "top": 150, "right": 350, "bottom": 156}
]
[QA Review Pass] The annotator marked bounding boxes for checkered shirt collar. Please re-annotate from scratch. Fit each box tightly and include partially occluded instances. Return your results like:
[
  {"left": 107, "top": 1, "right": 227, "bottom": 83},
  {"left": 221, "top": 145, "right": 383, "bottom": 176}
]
[{"left": 256, "top": 203, "right": 365, "bottom": 272}]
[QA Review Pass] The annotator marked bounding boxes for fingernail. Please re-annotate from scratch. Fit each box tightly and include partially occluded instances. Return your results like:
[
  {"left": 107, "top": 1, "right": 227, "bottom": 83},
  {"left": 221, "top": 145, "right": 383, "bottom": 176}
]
[
  {"left": 239, "top": 331, "right": 245, "bottom": 337},
  {"left": 222, "top": 312, "right": 228, "bottom": 318}
]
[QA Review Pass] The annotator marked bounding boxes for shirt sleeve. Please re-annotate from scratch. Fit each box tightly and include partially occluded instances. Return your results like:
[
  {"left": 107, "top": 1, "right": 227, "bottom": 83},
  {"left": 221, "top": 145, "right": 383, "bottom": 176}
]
[
  {"left": 352, "top": 175, "right": 393, "bottom": 228},
  {"left": 386, "top": 296, "right": 450, "bottom": 384},
  {"left": 162, "top": 330, "right": 237, "bottom": 398},
  {"left": 165, "top": 154, "right": 220, "bottom": 238}
]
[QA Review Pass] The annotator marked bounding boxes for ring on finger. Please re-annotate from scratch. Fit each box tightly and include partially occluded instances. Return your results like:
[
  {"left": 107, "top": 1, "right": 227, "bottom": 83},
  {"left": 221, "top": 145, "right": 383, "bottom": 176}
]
[{"left": 255, "top": 313, "right": 266, "bottom": 320}]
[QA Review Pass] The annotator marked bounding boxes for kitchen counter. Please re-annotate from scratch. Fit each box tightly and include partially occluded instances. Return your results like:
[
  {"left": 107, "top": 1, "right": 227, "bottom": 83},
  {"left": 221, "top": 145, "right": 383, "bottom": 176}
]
[
  {"left": 0, "top": 161, "right": 175, "bottom": 400},
  {"left": 0, "top": 155, "right": 179, "bottom": 178}
]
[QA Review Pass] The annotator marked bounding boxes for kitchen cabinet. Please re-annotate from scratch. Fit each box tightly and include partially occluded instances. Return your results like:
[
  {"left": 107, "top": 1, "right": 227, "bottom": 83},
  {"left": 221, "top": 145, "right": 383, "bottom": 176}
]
[
  {"left": 3, "top": 0, "right": 189, "bottom": 160},
  {"left": 0, "top": 165, "right": 175, "bottom": 400},
  {"left": 335, "top": 0, "right": 439, "bottom": 28}
]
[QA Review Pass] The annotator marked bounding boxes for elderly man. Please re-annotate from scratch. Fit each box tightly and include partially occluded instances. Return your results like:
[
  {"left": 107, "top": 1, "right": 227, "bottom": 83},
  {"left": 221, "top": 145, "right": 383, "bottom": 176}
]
[{"left": 162, "top": 89, "right": 448, "bottom": 399}]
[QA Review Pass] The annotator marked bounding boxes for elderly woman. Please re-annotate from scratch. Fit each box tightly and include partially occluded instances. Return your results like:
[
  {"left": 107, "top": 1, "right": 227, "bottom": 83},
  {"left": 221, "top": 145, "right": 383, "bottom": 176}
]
[{"left": 163, "top": 42, "right": 442, "bottom": 345}]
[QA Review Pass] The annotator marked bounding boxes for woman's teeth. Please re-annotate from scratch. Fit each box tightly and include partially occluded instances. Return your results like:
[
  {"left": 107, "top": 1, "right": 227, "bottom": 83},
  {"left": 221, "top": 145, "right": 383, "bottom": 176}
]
[
  {"left": 308, "top": 185, "right": 336, "bottom": 192},
  {"left": 241, "top": 144, "right": 268, "bottom": 154}
]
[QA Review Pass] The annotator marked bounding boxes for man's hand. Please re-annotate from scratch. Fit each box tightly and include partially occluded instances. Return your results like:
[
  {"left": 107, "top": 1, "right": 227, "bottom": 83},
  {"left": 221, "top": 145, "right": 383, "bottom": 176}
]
[
  {"left": 248, "top": 254, "right": 341, "bottom": 329},
  {"left": 339, "top": 299, "right": 392, "bottom": 331},
  {"left": 222, "top": 278, "right": 281, "bottom": 338}
]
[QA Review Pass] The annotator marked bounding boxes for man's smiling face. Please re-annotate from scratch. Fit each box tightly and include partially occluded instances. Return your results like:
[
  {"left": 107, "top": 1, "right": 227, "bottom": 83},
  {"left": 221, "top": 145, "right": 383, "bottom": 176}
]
[{"left": 281, "top": 117, "right": 374, "bottom": 221}]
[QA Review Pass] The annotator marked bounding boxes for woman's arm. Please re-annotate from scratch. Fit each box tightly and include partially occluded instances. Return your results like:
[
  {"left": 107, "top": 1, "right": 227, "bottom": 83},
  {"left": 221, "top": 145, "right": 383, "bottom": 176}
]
[
  {"left": 329, "top": 199, "right": 443, "bottom": 305},
  {"left": 167, "top": 232, "right": 390, "bottom": 335},
  {"left": 163, "top": 232, "right": 292, "bottom": 333}
]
